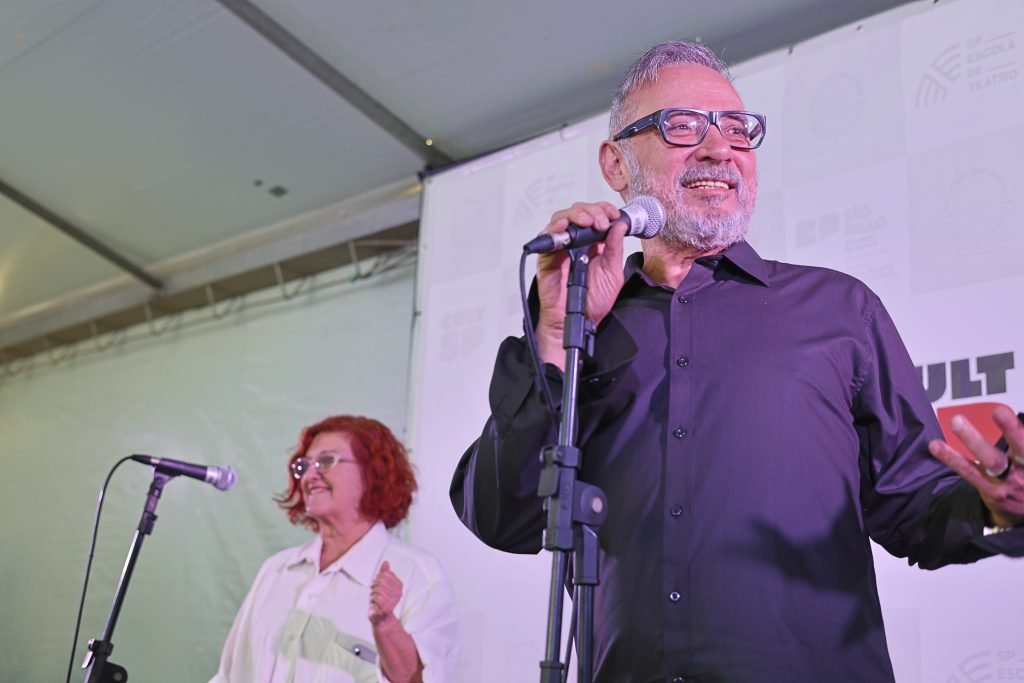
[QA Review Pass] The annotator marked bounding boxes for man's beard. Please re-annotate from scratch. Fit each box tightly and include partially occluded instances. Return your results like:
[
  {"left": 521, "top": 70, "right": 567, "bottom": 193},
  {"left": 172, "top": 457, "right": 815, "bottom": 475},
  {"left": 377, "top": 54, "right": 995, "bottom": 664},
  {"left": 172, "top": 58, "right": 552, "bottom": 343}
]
[{"left": 624, "top": 150, "right": 757, "bottom": 251}]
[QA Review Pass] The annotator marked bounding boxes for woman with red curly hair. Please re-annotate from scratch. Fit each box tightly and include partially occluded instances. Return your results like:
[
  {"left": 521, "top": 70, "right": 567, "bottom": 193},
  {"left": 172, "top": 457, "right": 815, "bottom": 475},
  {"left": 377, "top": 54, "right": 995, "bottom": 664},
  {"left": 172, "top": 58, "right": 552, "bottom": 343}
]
[{"left": 210, "top": 415, "right": 459, "bottom": 683}]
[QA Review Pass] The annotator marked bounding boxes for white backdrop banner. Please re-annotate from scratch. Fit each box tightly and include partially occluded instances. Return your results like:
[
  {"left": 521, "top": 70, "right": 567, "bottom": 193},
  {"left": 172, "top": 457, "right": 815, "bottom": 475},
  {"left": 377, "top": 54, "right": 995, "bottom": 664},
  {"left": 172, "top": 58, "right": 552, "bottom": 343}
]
[{"left": 409, "top": 0, "right": 1024, "bottom": 681}]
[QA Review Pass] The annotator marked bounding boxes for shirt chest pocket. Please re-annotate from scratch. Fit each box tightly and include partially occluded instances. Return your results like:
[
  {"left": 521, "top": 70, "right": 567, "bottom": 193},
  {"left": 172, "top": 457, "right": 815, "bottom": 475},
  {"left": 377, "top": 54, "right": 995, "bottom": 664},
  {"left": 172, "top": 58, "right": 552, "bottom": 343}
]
[
  {"left": 320, "top": 631, "right": 378, "bottom": 682},
  {"left": 276, "top": 609, "right": 379, "bottom": 682}
]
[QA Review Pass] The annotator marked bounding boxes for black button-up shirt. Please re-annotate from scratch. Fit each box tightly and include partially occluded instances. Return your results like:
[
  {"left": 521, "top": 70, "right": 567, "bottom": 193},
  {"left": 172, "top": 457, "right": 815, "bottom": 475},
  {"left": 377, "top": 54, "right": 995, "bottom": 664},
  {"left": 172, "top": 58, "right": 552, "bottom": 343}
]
[{"left": 451, "top": 241, "right": 1020, "bottom": 683}]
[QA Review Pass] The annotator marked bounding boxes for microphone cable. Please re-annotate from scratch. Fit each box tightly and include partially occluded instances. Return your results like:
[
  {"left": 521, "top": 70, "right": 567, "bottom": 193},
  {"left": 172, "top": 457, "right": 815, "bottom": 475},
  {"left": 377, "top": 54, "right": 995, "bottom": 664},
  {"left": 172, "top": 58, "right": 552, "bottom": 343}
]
[
  {"left": 519, "top": 250, "right": 559, "bottom": 424},
  {"left": 64, "top": 456, "right": 133, "bottom": 683},
  {"left": 519, "top": 250, "right": 577, "bottom": 683}
]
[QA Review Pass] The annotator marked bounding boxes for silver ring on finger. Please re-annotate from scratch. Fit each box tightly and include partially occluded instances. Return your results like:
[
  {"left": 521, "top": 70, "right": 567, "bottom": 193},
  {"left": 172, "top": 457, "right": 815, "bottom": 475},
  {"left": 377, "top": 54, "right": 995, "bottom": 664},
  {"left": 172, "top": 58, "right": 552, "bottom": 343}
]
[{"left": 985, "top": 458, "right": 1013, "bottom": 480}]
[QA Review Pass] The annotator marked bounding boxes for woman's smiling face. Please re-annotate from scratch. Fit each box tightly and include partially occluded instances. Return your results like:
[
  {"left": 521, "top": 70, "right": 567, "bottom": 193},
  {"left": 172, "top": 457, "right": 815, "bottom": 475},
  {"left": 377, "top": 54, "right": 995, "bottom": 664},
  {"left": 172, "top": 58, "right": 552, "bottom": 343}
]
[{"left": 300, "top": 430, "right": 368, "bottom": 527}]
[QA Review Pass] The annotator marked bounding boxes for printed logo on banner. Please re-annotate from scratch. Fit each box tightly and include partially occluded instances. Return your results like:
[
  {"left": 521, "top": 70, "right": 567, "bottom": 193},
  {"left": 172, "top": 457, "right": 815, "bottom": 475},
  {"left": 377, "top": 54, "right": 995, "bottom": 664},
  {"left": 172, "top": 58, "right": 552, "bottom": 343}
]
[
  {"left": 794, "top": 204, "right": 885, "bottom": 248},
  {"left": 907, "top": 138, "right": 1021, "bottom": 294},
  {"left": 917, "top": 351, "right": 1016, "bottom": 451},
  {"left": 948, "top": 651, "right": 992, "bottom": 683},
  {"left": 807, "top": 73, "right": 864, "bottom": 143},
  {"left": 793, "top": 203, "right": 898, "bottom": 283},
  {"left": 431, "top": 196, "right": 501, "bottom": 282},
  {"left": 916, "top": 31, "right": 1018, "bottom": 107},
  {"left": 438, "top": 306, "right": 485, "bottom": 363},
  {"left": 794, "top": 213, "right": 841, "bottom": 248},
  {"left": 513, "top": 174, "right": 577, "bottom": 228},
  {"left": 947, "top": 649, "right": 1024, "bottom": 682},
  {"left": 916, "top": 44, "right": 961, "bottom": 107},
  {"left": 943, "top": 168, "right": 1012, "bottom": 245},
  {"left": 993, "top": 650, "right": 1024, "bottom": 682}
]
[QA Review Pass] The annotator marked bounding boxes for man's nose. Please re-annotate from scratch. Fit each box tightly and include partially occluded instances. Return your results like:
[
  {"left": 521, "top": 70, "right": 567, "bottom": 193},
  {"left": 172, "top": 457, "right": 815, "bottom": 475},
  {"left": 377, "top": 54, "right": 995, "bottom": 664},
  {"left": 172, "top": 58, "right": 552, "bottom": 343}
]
[{"left": 694, "top": 123, "right": 733, "bottom": 161}]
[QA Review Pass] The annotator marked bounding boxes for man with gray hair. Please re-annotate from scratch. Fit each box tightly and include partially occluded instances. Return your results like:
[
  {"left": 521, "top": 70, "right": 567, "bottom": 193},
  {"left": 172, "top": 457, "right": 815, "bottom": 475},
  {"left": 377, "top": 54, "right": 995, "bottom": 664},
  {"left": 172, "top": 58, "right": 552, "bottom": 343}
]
[{"left": 450, "top": 40, "right": 1024, "bottom": 682}]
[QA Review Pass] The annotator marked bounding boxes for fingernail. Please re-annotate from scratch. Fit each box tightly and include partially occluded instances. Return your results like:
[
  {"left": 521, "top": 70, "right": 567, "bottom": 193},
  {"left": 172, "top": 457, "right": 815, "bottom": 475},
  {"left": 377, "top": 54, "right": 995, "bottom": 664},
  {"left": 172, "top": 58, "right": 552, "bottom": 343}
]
[{"left": 951, "top": 415, "right": 964, "bottom": 429}]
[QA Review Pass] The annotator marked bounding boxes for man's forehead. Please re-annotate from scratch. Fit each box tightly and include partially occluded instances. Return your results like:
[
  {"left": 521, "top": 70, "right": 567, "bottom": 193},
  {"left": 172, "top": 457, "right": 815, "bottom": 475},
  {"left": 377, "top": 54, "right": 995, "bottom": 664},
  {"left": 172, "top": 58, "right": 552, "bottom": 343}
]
[{"left": 626, "top": 63, "right": 742, "bottom": 112}]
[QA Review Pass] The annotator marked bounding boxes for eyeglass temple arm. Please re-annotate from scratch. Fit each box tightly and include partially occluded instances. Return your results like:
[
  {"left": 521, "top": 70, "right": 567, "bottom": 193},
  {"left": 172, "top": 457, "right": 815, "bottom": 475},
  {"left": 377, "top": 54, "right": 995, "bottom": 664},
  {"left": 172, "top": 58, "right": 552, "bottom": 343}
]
[{"left": 613, "top": 113, "right": 660, "bottom": 141}]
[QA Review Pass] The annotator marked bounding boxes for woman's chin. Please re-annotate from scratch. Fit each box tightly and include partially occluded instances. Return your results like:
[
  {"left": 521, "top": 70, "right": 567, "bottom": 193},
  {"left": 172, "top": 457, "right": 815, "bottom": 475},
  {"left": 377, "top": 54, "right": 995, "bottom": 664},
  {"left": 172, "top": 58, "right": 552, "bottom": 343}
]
[{"left": 304, "top": 497, "right": 332, "bottom": 520}]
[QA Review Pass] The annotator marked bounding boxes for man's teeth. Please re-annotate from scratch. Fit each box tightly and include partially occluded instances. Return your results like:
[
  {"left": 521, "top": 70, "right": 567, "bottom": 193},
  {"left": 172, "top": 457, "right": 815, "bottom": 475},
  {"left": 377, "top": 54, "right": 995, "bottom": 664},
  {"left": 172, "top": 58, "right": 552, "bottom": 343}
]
[{"left": 684, "top": 180, "right": 731, "bottom": 189}]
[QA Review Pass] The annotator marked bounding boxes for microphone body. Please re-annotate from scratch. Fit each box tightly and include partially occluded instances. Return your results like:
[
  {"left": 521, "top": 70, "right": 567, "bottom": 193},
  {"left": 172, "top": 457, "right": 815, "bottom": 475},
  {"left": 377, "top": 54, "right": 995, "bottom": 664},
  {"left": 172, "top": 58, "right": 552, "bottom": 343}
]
[
  {"left": 130, "top": 454, "right": 237, "bottom": 491},
  {"left": 523, "top": 195, "right": 666, "bottom": 254}
]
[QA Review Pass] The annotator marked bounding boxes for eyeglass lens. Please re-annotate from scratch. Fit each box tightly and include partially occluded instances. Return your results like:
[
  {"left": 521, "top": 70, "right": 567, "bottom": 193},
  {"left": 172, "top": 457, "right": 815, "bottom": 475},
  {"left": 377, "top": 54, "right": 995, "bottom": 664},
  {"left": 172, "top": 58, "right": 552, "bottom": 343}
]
[
  {"left": 662, "top": 110, "right": 763, "bottom": 148},
  {"left": 291, "top": 453, "right": 345, "bottom": 479}
]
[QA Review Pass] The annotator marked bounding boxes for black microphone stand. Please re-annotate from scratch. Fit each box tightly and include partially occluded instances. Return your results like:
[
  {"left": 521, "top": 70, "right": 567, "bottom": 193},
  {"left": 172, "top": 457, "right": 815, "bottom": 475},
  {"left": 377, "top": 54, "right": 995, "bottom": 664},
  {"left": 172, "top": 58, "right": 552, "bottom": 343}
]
[
  {"left": 537, "top": 246, "right": 608, "bottom": 683},
  {"left": 81, "top": 470, "right": 173, "bottom": 682}
]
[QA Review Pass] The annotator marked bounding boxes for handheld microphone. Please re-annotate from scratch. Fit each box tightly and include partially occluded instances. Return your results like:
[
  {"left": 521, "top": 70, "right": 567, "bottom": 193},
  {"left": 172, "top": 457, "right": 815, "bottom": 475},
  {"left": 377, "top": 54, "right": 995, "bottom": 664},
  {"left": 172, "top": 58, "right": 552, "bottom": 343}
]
[
  {"left": 130, "top": 454, "right": 237, "bottom": 491},
  {"left": 522, "top": 195, "right": 666, "bottom": 254}
]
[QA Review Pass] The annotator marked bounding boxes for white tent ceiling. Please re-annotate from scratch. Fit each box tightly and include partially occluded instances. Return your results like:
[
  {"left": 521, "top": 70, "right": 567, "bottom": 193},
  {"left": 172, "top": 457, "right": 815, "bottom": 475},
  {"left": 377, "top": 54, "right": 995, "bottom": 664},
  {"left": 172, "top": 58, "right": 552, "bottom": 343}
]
[{"left": 0, "top": 0, "right": 915, "bottom": 359}]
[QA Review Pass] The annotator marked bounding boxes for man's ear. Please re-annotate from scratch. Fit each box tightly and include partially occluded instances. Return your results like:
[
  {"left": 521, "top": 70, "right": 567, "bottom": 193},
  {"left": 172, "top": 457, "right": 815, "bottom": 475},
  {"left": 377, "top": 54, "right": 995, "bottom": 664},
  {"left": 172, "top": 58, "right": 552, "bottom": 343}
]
[{"left": 599, "top": 140, "right": 629, "bottom": 193}]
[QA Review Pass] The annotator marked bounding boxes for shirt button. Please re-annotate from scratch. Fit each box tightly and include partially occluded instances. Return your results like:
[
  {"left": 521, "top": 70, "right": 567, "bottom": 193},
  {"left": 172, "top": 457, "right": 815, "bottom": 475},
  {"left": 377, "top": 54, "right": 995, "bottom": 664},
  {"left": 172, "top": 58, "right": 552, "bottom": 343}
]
[
  {"left": 673, "top": 677, "right": 686, "bottom": 683},
  {"left": 677, "top": 295, "right": 689, "bottom": 304},
  {"left": 676, "top": 356, "right": 689, "bottom": 367},
  {"left": 669, "top": 591, "right": 682, "bottom": 602},
  {"left": 669, "top": 505, "right": 683, "bottom": 517},
  {"left": 673, "top": 427, "right": 687, "bottom": 438}
]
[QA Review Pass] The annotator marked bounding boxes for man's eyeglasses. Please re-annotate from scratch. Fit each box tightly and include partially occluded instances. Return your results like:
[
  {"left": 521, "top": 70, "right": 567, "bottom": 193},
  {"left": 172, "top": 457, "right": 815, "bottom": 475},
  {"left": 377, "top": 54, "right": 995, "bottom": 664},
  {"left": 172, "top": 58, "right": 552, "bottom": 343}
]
[
  {"left": 291, "top": 452, "right": 357, "bottom": 479},
  {"left": 612, "top": 108, "right": 766, "bottom": 150}
]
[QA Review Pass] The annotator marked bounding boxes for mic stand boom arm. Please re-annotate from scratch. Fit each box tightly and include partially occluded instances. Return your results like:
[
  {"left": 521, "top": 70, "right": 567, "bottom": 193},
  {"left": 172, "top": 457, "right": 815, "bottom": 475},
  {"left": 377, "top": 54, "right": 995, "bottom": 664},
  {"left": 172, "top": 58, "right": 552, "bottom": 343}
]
[
  {"left": 81, "top": 470, "right": 174, "bottom": 683},
  {"left": 537, "top": 246, "right": 608, "bottom": 683}
]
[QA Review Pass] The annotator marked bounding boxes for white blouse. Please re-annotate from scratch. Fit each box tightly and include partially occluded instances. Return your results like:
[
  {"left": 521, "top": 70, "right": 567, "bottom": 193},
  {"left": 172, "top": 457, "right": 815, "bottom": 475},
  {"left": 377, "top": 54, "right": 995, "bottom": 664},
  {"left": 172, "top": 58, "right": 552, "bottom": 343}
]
[{"left": 209, "top": 522, "right": 459, "bottom": 682}]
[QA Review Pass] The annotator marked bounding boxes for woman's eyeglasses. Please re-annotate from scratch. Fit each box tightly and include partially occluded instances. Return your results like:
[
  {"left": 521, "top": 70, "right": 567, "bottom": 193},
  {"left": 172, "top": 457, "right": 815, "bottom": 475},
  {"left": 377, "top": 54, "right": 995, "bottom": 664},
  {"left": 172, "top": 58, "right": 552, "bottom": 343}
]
[{"left": 290, "top": 452, "right": 357, "bottom": 479}]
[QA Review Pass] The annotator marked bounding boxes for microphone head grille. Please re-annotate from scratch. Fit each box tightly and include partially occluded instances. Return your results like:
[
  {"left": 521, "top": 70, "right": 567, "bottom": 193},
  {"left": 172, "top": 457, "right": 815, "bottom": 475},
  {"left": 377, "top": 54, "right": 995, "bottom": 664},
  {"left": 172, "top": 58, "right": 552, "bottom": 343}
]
[
  {"left": 215, "top": 466, "right": 238, "bottom": 492},
  {"left": 629, "top": 195, "right": 666, "bottom": 239}
]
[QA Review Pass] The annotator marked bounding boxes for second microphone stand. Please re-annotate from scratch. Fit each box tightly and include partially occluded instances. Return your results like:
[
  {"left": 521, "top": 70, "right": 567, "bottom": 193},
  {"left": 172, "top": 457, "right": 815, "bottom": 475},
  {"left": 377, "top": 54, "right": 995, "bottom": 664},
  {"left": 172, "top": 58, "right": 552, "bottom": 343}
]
[
  {"left": 81, "top": 470, "right": 173, "bottom": 682},
  {"left": 537, "top": 246, "right": 608, "bottom": 683}
]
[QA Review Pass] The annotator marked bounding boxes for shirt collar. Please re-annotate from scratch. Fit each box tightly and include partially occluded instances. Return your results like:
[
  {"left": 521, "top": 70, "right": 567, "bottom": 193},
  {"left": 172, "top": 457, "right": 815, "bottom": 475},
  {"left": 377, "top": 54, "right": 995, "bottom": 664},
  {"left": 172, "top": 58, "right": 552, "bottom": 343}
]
[
  {"left": 624, "top": 240, "right": 770, "bottom": 288},
  {"left": 285, "top": 521, "right": 391, "bottom": 585}
]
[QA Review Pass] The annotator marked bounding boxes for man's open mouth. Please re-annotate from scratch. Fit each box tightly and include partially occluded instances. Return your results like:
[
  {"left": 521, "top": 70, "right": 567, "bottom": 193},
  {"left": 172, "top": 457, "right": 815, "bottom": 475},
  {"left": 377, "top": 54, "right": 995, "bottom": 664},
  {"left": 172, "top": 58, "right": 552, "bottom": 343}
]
[{"left": 683, "top": 179, "right": 733, "bottom": 190}]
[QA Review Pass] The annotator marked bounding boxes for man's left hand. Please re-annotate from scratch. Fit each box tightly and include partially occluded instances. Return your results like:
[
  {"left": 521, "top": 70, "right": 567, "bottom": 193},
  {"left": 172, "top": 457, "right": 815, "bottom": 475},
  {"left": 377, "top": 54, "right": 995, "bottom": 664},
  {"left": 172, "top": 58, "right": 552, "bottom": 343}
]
[{"left": 928, "top": 406, "right": 1024, "bottom": 529}]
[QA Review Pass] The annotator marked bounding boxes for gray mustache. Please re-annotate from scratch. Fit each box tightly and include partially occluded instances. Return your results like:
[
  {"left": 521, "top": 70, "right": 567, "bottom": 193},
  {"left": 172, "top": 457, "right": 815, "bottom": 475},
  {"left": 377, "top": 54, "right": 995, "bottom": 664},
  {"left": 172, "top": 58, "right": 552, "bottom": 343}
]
[{"left": 679, "top": 166, "right": 742, "bottom": 187}]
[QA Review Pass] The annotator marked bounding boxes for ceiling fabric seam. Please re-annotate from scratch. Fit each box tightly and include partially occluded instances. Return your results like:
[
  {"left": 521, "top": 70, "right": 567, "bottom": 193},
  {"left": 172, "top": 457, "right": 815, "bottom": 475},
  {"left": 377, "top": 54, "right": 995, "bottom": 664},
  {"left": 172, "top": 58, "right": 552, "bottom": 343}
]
[
  {"left": 214, "top": 0, "right": 453, "bottom": 168},
  {"left": 0, "top": 176, "right": 163, "bottom": 290}
]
